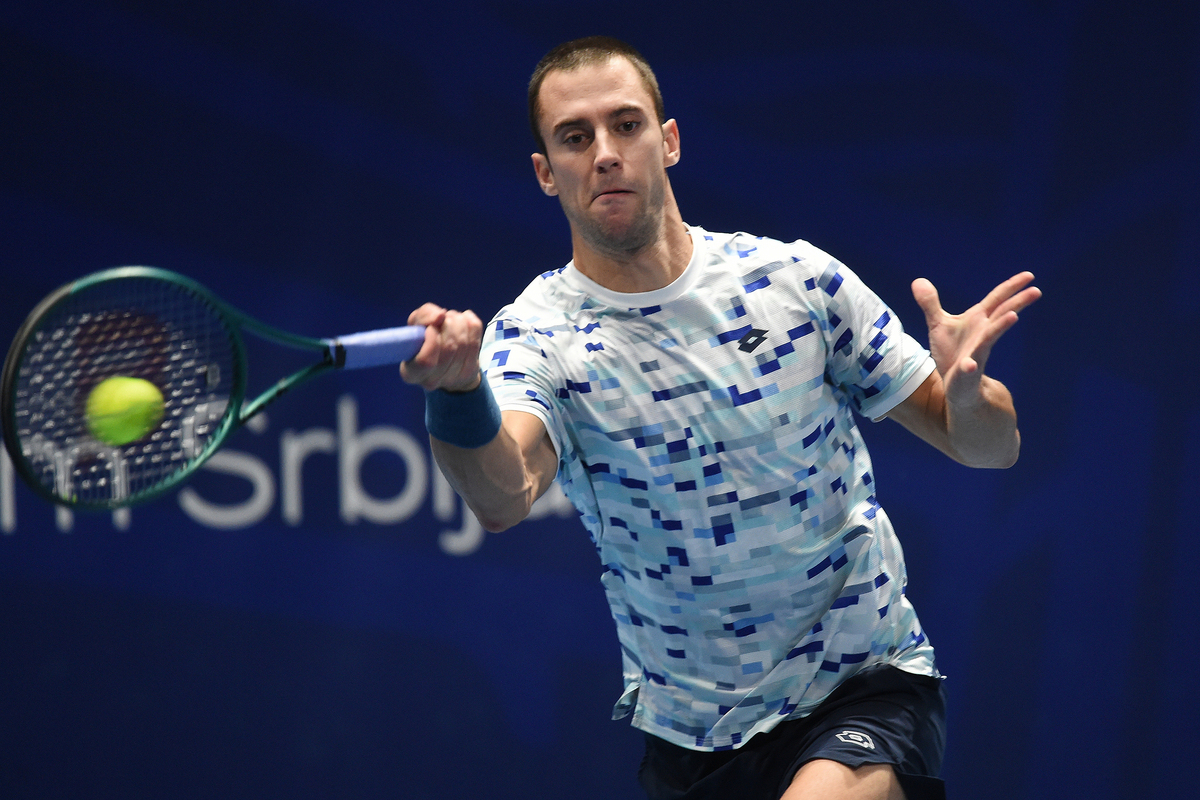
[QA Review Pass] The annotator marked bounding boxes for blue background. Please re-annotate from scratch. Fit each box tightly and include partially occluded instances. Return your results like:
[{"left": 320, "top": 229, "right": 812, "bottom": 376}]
[{"left": 2, "top": 2, "right": 1197, "bottom": 798}]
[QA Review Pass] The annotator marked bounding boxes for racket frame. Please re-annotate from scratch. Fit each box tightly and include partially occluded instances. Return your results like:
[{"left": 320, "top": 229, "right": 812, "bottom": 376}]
[{"left": 2, "top": 266, "right": 366, "bottom": 510}]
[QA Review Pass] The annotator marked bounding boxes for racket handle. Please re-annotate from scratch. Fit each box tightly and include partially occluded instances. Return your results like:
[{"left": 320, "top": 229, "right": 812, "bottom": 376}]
[{"left": 327, "top": 326, "right": 426, "bottom": 369}]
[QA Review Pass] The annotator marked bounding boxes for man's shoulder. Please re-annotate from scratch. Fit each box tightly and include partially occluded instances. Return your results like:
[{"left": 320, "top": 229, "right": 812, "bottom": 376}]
[
  {"left": 482, "top": 263, "right": 590, "bottom": 348},
  {"left": 697, "top": 228, "right": 833, "bottom": 269},
  {"left": 499, "top": 264, "right": 577, "bottom": 315}
]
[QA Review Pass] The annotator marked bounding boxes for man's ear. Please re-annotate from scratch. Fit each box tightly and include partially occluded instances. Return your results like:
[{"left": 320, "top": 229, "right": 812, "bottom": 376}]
[
  {"left": 532, "top": 152, "right": 558, "bottom": 196},
  {"left": 662, "top": 119, "right": 681, "bottom": 168}
]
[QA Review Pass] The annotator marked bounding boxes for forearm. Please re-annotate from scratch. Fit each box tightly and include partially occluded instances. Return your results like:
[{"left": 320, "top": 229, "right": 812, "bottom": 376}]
[
  {"left": 888, "top": 371, "right": 1022, "bottom": 469},
  {"left": 431, "top": 419, "right": 547, "bottom": 533},
  {"left": 944, "top": 375, "right": 1021, "bottom": 469}
]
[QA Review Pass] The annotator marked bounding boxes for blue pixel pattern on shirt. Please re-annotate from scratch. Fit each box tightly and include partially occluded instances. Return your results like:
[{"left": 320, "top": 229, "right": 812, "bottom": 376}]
[{"left": 480, "top": 228, "right": 938, "bottom": 751}]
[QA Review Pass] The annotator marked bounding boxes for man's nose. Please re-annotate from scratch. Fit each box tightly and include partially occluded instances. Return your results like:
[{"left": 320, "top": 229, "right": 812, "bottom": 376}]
[{"left": 594, "top": 130, "right": 620, "bottom": 172}]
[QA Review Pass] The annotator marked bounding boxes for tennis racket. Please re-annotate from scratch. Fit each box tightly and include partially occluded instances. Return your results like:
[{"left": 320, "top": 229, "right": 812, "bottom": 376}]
[{"left": 1, "top": 266, "right": 426, "bottom": 511}]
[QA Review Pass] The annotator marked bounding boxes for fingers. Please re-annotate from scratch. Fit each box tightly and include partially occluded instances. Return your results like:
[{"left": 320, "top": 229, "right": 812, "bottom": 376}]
[
  {"left": 399, "top": 305, "right": 484, "bottom": 392},
  {"left": 916, "top": 272, "right": 1040, "bottom": 320},
  {"left": 407, "top": 302, "right": 448, "bottom": 327},
  {"left": 981, "top": 272, "right": 1040, "bottom": 317},
  {"left": 917, "top": 271, "right": 1040, "bottom": 409},
  {"left": 994, "top": 285, "right": 1042, "bottom": 320},
  {"left": 961, "top": 304, "right": 1018, "bottom": 363},
  {"left": 972, "top": 275, "right": 1041, "bottom": 356}
]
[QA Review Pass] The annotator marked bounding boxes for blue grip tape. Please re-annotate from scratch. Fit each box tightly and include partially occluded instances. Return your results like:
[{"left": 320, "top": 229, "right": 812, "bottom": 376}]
[{"left": 328, "top": 326, "right": 426, "bottom": 369}]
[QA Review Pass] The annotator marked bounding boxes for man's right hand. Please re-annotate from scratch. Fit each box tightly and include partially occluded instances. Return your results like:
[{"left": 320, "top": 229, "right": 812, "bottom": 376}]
[
  {"left": 398, "top": 303, "right": 558, "bottom": 533},
  {"left": 399, "top": 303, "right": 485, "bottom": 392}
]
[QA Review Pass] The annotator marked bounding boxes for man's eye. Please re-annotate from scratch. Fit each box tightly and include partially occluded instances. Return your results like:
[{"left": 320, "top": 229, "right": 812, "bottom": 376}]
[
  {"left": 618, "top": 120, "right": 639, "bottom": 133},
  {"left": 564, "top": 133, "right": 585, "bottom": 145}
]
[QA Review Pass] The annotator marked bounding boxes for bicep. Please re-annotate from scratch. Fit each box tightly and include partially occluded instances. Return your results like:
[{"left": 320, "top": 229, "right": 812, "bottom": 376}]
[{"left": 501, "top": 409, "right": 559, "bottom": 501}]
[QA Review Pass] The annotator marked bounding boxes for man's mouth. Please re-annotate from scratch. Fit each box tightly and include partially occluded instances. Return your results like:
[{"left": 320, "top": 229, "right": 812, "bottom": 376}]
[{"left": 594, "top": 188, "right": 633, "bottom": 201}]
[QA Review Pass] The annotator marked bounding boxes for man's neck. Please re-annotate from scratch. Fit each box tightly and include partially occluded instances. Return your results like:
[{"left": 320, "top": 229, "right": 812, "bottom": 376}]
[{"left": 572, "top": 212, "right": 693, "bottom": 294}]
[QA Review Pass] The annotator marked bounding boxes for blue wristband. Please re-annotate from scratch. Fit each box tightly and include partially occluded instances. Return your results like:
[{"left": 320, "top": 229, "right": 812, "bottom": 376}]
[{"left": 424, "top": 378, "right": 503, "bottom": 448}]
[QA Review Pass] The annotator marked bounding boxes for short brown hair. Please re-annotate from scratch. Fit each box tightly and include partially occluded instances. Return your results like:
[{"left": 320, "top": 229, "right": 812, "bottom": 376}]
[{"left": 528, "top": 36, "right": 666, "bottom": 155}]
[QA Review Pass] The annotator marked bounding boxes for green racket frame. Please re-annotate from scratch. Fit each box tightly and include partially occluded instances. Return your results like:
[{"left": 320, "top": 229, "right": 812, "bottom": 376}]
[{"left": 2, "top": 266, "right": 421, "bottom": 511}]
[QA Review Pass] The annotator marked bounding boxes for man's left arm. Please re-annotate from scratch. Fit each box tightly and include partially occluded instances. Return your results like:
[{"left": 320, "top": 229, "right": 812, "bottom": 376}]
[{"left": 885, "top": 271, "right": 1042, "bottom": 469}]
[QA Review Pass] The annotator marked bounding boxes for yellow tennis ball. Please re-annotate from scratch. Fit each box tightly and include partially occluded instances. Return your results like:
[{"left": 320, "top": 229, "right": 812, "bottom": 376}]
[{"left": 85, "top": 376, "right": 165, "bottom": 446}]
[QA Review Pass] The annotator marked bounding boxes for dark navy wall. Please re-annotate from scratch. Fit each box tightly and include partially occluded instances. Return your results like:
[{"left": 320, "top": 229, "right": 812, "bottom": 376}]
[{"left": 2, "top": 2, "right": 1196, "bottom": 798}]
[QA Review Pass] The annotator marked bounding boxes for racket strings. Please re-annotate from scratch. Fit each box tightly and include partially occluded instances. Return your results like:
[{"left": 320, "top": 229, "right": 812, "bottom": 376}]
[{"left": 11, "top": 277, "right": 238, "bottom": 506}]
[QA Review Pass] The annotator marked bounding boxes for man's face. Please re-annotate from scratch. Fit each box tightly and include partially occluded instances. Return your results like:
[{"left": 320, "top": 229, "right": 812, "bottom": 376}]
[{"left": 532, "top": 57, "right": 680, "bottom": 258}]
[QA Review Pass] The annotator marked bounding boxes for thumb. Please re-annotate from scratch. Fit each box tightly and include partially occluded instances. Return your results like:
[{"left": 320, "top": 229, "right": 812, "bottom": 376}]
[
  {"left": 911, "top": 278, "right": 943, "bottom": 324},
  {"left": 943, "top": 356, "right": 984, "bottom": 408}
]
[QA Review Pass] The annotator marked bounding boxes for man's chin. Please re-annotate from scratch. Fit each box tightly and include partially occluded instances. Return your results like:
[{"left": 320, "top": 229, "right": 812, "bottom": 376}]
[{"left": 584, "top": 215, "right": 660, "bottom": 255}]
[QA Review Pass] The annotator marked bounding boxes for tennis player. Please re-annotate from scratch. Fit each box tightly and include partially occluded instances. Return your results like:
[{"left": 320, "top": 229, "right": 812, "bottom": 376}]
[{"left": 401, "top": 37, "right": 1040, "bottom": 800}]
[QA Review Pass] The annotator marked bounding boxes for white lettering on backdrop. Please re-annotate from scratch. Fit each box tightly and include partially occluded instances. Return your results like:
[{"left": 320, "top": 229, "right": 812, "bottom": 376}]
[{"left": 0, "top": 394, "right": 575, "bottom": 556}]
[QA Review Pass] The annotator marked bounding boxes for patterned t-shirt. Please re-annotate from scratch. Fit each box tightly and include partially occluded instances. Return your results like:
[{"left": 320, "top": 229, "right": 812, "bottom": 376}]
[{"left": 479, "top": 227, "right": 939, "bottom": 751}]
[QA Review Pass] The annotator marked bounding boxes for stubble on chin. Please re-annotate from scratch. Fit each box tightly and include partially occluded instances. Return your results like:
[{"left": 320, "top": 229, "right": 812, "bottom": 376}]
[
  {"left": 571, "top": 179, "right": 667, "bottom": 258},
  {"left": 583, "top": 210, "right": 659, "bottom": 256}
]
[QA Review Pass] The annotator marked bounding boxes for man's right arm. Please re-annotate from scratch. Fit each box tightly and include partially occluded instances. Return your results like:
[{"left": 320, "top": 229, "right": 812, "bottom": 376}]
[
  {"left": 400, "top": 303, "right": 558, "bottom": 532},
  {"left": 432, "top": 409, "right": 558, "bottom": 532}
]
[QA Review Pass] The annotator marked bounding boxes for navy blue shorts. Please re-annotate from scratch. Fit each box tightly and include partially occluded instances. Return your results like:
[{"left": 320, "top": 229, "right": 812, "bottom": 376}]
[{"left": 637, "top": 665, "right": 948, "bottom": 800}]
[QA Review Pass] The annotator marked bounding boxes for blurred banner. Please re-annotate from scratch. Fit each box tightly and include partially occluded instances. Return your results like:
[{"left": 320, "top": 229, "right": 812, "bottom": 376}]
[{"left": 2, "top": 2, "right": 1197, "bottom": 799}]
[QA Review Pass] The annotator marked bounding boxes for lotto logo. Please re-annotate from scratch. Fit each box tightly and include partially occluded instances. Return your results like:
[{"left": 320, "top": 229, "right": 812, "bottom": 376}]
[
  {"left": 836, "top": 730, "right": 876, "bottom": 750},
  {"left": 737, "top": 328, "right": 769, "bottom": 353}
]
